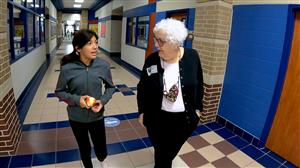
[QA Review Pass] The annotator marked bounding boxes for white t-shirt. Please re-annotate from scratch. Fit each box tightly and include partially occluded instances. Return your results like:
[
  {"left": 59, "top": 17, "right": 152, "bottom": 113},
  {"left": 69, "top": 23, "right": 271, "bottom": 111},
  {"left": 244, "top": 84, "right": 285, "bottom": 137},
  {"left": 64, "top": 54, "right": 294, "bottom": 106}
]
[{"left": 161, "top": 59, "right": 185, "bottom": 112}]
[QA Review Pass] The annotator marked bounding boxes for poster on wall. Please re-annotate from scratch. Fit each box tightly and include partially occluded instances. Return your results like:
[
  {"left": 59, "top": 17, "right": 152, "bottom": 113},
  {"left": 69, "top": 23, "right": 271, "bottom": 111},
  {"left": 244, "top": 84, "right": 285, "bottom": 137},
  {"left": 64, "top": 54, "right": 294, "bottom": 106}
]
[
  {"left": 89, "top": 24, "right": 98, "bottom": 35},
  {"left": 100, "top": 22, "right": 106, "bottom": 38},
  {"left": 50, "top": 21, "right": 57, "bottom": 39}
]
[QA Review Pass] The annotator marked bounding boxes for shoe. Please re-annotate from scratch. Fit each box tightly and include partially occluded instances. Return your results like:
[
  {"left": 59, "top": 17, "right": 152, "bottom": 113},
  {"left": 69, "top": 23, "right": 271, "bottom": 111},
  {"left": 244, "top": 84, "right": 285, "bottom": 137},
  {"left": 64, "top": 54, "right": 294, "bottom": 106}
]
[{"left": 100, "top": 160, "right": 109, "bottom": 168}]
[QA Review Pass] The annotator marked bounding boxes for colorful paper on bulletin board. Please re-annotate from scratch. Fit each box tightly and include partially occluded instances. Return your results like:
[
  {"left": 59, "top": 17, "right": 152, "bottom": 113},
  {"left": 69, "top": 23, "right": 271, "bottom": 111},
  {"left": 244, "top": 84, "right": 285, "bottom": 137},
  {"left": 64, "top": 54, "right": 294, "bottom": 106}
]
[
  {"left": 101, "top": 22, "right": 106, "bottom": 37},
  {"left": 89, "top": 24, "right": 98, "bottom": 35}
]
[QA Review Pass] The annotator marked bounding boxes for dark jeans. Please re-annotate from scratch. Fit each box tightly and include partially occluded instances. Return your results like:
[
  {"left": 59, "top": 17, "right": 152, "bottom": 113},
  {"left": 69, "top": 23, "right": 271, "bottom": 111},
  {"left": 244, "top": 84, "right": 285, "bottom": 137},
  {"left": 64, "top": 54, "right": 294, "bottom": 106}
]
[
  {"left": 146, "top": 110, "right": 199, "bottom": 168},
  {"left": 69, "top": 119, "right": 107, "bottom": 168}
]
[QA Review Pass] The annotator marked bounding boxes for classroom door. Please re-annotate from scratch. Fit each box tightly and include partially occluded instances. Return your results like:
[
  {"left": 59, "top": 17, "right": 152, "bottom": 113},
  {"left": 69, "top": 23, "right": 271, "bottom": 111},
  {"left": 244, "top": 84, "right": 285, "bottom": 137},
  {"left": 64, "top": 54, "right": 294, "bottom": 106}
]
[{"left": 266, "top": 12, "right": 300, "bottom": 167}]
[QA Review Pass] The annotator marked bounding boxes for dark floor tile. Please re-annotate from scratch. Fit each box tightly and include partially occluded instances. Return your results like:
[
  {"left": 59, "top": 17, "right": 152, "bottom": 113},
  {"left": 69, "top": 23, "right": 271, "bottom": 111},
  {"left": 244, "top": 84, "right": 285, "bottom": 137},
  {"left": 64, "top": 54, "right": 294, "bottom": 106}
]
[
  {"left": 227, "top": 136, "right": 249, "bottom": 149},
  {"left": 142, "top": 137, "right": 152, "bottom": 147},
  {"left": 22, "top": 124, "right": 40, "bottom": 132},
  {"left": 17, "top": 139, "right": 56, "bottom": 155},
  {"left": 32, "top": 152, "right": 56, "bottom": 166},
  {"left": 57, "top": 121, "right": 70, "bottom": 128},
  {"left": 134, "top": 127, "right": 148, "bottom": 138},
  {"left": 215, "top": 127, "right": 235, "bottom": 139},
  {"left": 108, "top": 114, "right": 126, "bottom": 121},
  {"left": 106, "top": 131, "right": 121, "bottom": 144},
  {"left": 179, "top": 151, "right": 209, "bottom": 167},
  {"left": 121, "top": 91, "right": 135, "bottom": 96},
  {"left": 257, "top": 154, "right": 281, "bottom": 168},
  {"left": 122, "top": 139, "right": 146, "bottom": 152},
  {"left": 241, "top": 145, "right": 264, "bottom": 160},
  {"left": 57, "top": 127, "right": 74, "bottom": 139},
  {"left": 37, "top": 129, "right": 57, "bottom": 141},
  {"left": 56, "top": 149, "right": 80, "bottom": 163},
  {"left": 10, "top": 154, "right": 32, "bottom": 168},
  {"left": 39, "top": 122, "right": 57, "bottom": 130},
  {"left": 57, "top": 137, "right": 78, "bottom": 151},
  {"left": 117, "top": 129, "right": 139, "bottom": 141},
  {"left": 125, "top": 112, "right": 139, "bottom": 119},
  {"left": 0, "top": 156, "right": 11, "bottom": 168},
  {"left": 212, "top": 157, "right": 239, "bottom": 168},
  {"left": 107, "top": 142, "right": 126, "bottom": 155},
  {"left": 128, "top": 118, "right": 143, "bottom": 129},
  {"left": 214, "top": 140, "right": 238, "bottom": 155},
  {"left": 268, "top": 151, "right": 286, "bottom": 163},
  {"left": 114, "top": 120, "right": 132, "bottom": 131},
  {"left": 187, "top": 136, "right": 210, "bottom": 149},
  {"left": 205, "top": 122, "right": 223, "bottom": 131},
  {"left": 283, "top": 161, "right": 298, "bottom": 168},
  {"left": 194, "top": 125, "right": 210, "bottom": 135}
]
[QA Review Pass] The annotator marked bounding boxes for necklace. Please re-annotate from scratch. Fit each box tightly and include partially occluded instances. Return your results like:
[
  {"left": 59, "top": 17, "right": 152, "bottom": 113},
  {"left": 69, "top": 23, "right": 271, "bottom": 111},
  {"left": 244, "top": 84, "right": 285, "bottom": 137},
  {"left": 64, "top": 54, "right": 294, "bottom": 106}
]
[{"left": 163, "top": 75, "right": 179, "bottom": 102}]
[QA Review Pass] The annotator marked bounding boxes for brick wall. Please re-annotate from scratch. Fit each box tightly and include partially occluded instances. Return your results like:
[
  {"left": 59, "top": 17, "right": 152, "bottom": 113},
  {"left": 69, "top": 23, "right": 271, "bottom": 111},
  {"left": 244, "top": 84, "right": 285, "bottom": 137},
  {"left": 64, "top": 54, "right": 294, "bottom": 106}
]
[
  {"left": 194, "top": 0, "right": 233, "bottom": 123},
  {"left": 0, "top": 0, "right": 22, "bottom": 156}
]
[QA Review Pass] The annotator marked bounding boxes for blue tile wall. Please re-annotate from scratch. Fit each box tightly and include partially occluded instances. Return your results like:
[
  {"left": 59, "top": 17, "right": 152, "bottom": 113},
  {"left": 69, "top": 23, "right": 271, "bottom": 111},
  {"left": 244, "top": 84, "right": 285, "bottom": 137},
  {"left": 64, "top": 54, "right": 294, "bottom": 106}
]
[{"left": 218, "top": 4, "right": 289, "bottom": 139}]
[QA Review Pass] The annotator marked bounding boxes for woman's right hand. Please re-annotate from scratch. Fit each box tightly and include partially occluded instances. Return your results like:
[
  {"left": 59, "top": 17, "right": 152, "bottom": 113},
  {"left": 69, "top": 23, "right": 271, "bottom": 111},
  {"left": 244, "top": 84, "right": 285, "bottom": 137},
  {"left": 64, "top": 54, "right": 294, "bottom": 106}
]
[
  {"left": 138, "top": 113, "right": 144, "bottom": 127},
  {"left": 80, "top": 95, "right": 89, "bottom": 108}
]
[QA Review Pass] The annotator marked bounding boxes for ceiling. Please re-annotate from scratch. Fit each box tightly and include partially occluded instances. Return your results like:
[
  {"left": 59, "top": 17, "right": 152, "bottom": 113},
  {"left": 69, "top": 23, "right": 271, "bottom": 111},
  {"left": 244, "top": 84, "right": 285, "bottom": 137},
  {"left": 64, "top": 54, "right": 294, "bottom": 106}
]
[{"left": 51, "top": 0, "right": 111, "bottom": 13}]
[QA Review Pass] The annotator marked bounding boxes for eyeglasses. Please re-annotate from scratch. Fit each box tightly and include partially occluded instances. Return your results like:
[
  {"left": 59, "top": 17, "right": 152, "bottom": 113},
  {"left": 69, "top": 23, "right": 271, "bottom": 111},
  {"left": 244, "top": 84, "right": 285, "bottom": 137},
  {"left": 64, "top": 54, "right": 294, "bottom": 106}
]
[{"left": 154, "top": 37, "right": 167, "bottom": 47}]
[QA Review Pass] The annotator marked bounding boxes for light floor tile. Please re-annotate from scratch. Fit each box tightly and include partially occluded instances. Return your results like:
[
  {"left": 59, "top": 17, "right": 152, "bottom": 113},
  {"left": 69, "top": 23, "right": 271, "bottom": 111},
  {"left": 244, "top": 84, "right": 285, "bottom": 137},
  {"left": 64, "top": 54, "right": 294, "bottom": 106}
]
[
  {"left": 173, "top": 156, "right": 189, "bottom": 168},
  {"left": 178, "top": 141, "right": 195, "bottom": 155},
  {"left": 197, "top": 145, "right": 225, "bottom": 162},
  {"left": 106, "top": 153, "right": 134, "bottom": 168},
  {"left": 245, "top": 161, "right": 264, "bottom": 168},
  {"left": 127, "top": 148, "right": 154, "bottom": 167},
  {"left": 55, "top": 160, "right": 83, "bottom": 168},
  {"left": 200, "top": 131, "right": 224, "bottom": 145},
  {"left": 227, "top": 150, "right": 255, "bottom": 167}
]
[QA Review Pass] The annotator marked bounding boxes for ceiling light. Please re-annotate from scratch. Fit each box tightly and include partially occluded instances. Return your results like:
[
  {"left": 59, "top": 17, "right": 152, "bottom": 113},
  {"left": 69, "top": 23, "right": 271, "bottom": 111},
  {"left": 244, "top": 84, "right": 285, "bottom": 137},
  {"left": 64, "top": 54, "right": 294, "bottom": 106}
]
[
  {"left": 75, "top": 0, "right": 84, "bottom": 3},
  {"left": 74, "top": 4, "right": 81, "bottom": 8}
]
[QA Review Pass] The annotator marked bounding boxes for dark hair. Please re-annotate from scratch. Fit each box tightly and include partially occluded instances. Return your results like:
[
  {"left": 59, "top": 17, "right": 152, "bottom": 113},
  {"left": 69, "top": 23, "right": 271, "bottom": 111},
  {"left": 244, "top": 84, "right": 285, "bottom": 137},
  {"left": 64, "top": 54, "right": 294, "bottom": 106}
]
[{"left": 61, "top": 29, "right": 98, "bottom": 66}]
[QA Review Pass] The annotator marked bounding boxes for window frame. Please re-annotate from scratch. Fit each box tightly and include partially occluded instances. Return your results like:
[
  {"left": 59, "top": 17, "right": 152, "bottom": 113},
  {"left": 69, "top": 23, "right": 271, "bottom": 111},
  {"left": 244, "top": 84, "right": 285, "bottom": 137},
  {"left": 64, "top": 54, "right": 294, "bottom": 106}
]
[{"left": 8, "top": 0, "right": 46, "bottom": 63}]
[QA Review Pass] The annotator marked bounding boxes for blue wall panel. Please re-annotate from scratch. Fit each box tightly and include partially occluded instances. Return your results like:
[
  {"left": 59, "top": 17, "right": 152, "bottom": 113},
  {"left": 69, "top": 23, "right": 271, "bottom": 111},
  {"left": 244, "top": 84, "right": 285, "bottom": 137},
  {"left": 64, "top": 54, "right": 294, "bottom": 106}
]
[{"left": 219, "top": 5, "right": 289, "bottom": 139}]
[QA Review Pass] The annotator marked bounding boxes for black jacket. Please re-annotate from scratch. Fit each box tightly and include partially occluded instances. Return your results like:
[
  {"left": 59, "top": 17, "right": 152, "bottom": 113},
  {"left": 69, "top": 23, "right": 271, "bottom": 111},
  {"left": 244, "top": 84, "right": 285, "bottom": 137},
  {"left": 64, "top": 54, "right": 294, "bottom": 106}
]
[{"left": 137, "top": 48, "right": 203, "bottom": 126}]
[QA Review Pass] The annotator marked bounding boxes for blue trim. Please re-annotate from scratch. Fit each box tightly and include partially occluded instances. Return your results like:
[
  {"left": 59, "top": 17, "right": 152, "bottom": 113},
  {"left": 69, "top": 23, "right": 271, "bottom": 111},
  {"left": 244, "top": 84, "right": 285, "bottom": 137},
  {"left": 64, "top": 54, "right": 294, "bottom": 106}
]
[
  {"left": 88, "top": 10, "right": 96, "bottom": 20},
  {"left": 123, "top": 3, "right": 156, "bottom": 17},
  {"left": 98, "top": 15, "right": 123, "bottom": 22},
  {"left": 186, "top": 8, "right": 195, "bottom": 48},
  {"left": 90, "top": 0, "right": 111, "bottom": 11},
  {"left": 16, "top": 59, "right": 50, "bottom": 124},
  {"left": 60, "top": 8, "right": 82, "bottom": 14},
  {"left": 260, "top": 5, "right": 300, "bottom": 146}
]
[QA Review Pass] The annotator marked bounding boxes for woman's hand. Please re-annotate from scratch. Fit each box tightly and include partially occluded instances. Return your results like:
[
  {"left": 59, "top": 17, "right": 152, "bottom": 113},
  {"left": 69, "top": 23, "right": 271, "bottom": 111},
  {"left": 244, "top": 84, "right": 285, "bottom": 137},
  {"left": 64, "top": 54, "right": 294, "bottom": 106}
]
[
  {"left": 91, "top": 100, "right": 103, "bottom": 113},
  {"left": 138, "top": 113, "right": 144, "bottom": 127},
  {"left": 80, "top": 95, "right": 90, "bottom": 108}
]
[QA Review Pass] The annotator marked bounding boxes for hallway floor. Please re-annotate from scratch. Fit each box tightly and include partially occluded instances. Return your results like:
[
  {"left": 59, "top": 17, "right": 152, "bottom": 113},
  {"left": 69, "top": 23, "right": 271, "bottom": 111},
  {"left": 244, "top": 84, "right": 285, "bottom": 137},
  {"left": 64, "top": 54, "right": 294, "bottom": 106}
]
[{"left": 0, "top": 41, "right": 296, "bottom": 168}]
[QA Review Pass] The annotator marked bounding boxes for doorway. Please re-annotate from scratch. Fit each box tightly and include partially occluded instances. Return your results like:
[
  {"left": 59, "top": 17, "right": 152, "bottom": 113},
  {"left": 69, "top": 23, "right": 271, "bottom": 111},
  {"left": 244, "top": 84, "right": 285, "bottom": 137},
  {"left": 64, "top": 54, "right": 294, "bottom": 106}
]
[{"left": 266, "top": 12, "right": 300, "bottom": 167}]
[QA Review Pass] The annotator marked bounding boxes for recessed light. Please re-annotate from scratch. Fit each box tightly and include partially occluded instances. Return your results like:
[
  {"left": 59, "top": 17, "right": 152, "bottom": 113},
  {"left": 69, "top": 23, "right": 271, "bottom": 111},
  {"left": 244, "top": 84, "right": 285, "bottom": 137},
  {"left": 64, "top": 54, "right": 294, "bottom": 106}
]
[
  {"left": 74, "top": 4, "right": 81, "bottom": 8},
  {"left": 75, "top": 0, "right": 84, "bottom": 3}
]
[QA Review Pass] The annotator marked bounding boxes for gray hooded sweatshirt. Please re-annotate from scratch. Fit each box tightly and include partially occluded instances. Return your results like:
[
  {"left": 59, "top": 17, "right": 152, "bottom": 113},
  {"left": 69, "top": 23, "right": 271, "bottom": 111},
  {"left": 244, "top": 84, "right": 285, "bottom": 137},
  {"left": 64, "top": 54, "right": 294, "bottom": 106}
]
[{"left": 55, "top": 57, "right": 115, "bottom": 123}]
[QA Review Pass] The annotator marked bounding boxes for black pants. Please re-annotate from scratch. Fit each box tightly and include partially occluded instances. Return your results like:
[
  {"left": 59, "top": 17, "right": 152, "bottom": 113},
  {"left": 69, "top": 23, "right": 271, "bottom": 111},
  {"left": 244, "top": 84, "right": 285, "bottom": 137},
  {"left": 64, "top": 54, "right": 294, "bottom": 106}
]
[
  {"left": 146, "top": 110, "right": 199, "bottom": 168},
  {"left": 69, "top": 119, "right": 107, "bottom": 168}
]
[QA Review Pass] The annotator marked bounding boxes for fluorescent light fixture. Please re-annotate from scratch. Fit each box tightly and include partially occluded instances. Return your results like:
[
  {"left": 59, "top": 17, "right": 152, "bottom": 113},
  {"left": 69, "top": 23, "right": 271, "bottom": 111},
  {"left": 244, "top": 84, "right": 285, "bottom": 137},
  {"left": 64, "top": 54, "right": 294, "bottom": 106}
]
[
  {"left": 75, "top": 0, "right": 84, "bottom": 3},
  {"left": 74, "top": 4, "right": 81, "bottom": 8}
]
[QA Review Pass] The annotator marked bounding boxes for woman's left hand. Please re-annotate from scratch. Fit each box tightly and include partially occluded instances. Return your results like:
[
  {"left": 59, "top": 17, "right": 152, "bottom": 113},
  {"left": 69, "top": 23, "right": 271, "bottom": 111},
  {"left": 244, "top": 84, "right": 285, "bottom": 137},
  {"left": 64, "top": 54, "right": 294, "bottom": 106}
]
[{"left": 91, "top": 100, "right": 103, "bottom": 113}]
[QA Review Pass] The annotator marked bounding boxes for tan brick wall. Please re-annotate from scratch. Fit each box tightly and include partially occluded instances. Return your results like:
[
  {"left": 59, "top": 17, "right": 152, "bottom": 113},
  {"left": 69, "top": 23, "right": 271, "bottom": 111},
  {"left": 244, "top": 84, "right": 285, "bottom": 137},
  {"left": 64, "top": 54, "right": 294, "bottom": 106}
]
[
  {"left": 80, "top": 10, "right": 88, "bottom": 29},
  {"left": 194, "top": 0, "right": 233, "bottom": 123},
  {"left": 0, "top": 0, "right": 22, "bottom": 156}
]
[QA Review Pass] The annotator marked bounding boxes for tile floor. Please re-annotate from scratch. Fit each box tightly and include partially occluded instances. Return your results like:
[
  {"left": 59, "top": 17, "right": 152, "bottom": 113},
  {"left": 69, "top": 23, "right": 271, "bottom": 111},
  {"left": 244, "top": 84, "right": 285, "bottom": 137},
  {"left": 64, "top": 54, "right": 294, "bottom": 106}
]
[{"left": 0, "top": 40, "right": 297, "bottom": 168}]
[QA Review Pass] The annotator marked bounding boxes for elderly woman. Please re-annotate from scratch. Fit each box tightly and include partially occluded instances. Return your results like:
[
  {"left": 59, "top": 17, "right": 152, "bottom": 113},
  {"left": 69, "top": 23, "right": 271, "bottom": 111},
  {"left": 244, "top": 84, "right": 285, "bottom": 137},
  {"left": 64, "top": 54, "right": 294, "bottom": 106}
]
[{"left": 137, "top": 18, "right": 204, "bottom": 168}]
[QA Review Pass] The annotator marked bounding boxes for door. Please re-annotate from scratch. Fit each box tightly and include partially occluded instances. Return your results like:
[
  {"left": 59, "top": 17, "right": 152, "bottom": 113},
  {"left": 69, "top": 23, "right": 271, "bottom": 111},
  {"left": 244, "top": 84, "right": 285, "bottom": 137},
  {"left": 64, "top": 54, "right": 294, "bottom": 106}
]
[{"left": 266, "top": 12, "right": 300, "bottom": 167}]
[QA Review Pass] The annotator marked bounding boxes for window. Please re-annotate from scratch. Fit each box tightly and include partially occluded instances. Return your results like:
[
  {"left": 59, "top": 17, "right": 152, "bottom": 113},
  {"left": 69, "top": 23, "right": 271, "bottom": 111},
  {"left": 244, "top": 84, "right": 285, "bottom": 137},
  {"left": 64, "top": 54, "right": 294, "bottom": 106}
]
[
  {"left": 27, "top": 13, "right": 34, "bottom": 49},
  {"left": 40, "top": 15, "right": 45, "bottom": 43},
  {"left": 13, "top": 7, "right": 26, "bottom": 56},
  {"left": 35, "top": 16, "right": 40, "bottom": 45},
  {"left": 14, "top": 0, "right": 25, "bottom": 6},
  {"left": 136, "top": 16, "right": 149, "bottom": 49},
  {"left": 126, "top": 17, "right": 136, "bottom": 46},
  {"left": 126, "top": 16, "right": 149, "bottom": 49},
  {"left": 8, "top": 0, "right": 45, "bottom": 62}
]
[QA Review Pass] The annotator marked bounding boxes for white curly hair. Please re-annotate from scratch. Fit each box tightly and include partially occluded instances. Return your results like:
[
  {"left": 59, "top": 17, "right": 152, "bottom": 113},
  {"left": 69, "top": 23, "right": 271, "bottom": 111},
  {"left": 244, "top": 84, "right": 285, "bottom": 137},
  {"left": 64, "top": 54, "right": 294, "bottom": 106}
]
[{"left": 153, "top": 18, "right": 188, "bottom": 46}]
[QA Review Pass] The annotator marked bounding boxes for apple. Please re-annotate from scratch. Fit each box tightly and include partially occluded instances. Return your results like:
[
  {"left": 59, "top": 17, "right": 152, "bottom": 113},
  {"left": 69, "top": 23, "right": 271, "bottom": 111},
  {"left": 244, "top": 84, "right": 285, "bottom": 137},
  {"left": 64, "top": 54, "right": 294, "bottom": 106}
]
[{"left": 86, "top": 97, "right": 96, "bottom": 107}]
